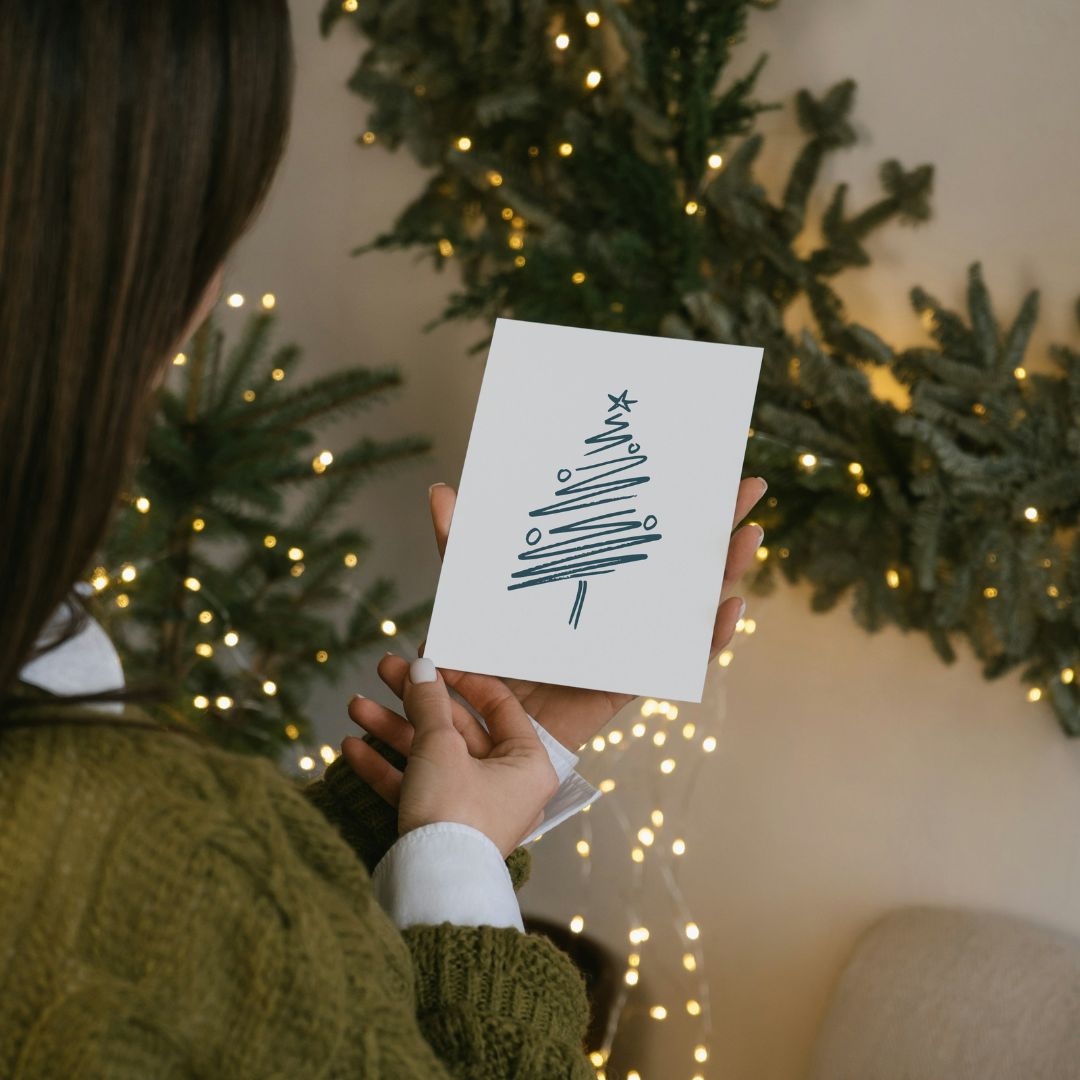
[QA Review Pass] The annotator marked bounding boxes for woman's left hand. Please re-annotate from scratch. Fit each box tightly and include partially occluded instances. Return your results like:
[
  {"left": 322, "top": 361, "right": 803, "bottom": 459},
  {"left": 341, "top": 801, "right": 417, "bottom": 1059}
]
[{"left": 385, "top": 478, "right": 767, "bottom": 754}]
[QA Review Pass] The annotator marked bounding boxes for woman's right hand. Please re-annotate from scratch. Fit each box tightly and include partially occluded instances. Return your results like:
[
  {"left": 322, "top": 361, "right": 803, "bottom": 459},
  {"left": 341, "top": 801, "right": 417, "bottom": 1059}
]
[{"left": 340, "top": 656, "right": 559, "bottom": 858}]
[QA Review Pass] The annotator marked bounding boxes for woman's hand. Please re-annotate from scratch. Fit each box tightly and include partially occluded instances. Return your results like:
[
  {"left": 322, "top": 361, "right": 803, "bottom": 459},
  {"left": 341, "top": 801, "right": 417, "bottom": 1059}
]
[
  {"left": 422, "top": 477, "right": 769, "bottom": 751},
  {"left": 340, "top": 657, "right": 558, "bottom": 858}
]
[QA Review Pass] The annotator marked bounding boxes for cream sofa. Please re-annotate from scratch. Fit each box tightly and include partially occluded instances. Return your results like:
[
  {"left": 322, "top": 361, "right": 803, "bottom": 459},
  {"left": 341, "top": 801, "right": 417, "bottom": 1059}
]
[{"left": 808, "top": 906, "right": 1080, "bottom": 1079}]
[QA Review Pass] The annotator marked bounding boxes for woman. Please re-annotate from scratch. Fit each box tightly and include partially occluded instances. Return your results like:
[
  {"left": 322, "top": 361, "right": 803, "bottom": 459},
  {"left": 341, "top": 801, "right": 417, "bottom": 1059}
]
[{"left": 0, "top": 2, "right": 766, "bottom": 1076}]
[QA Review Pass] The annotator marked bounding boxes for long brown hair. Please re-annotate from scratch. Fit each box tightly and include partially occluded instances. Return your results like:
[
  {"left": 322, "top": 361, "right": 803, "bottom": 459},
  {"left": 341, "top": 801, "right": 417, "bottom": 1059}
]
[{"left": 0, "top": 1, "right": 294, "bottom": 716}]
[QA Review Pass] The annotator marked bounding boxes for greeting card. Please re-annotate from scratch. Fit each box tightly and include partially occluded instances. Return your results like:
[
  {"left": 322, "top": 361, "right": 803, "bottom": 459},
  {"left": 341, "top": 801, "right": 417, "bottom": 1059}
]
[{"left": 424, "top": 317, "right": 763, "bottom": 703}]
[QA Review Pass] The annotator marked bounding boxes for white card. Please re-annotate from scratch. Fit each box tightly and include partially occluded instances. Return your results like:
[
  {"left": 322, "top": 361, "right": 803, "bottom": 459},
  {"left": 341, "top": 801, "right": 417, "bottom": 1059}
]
[{"left": 424, "top": 317, "right": 763, "bottom": 703}]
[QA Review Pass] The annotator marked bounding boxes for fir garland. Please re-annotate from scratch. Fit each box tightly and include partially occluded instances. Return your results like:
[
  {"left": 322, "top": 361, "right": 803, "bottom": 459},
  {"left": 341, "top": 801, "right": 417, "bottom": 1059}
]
[{"left": 321, "top": 0, "right": 1080, "bottom": 735}]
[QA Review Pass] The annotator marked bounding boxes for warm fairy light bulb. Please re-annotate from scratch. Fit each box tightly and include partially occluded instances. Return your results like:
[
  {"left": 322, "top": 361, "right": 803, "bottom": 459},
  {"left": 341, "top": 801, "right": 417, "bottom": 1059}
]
[
  {"left": 576, "top": 840, "right": 591, "bottom": 857},
  {"left": 799, "top": 452, "right": 818, "bottom": 469},
  {"left": 135, "top": 496, "right": 151, "bottom": 513},
  {"left": 342, "top": 0, "right": 358, "bottom": 10},
  {"left": 438, "top": 238, "right": 454, "bottom": 257},
  {"left": 198, "top": 610, "right": 213, "bottom": 624},
  {"left": 115, "top": 594, "right": 129, "bottom": 609},
  {"left": 193, "top": 695, "right": 209, "bottom": 709},
  {"left": 624, "top": 969, "right": 639, "bottom": 986},
  {"left": 288, "top": 546, "right": 304, "bottom": 561},
  {"left": 184, "top": 577, "right": 201, "bottom": 591},
  {"left": 672, "top": 838, "right": 686, "bottom": 855},
  {"left": 592, "top": 735, "right": 606, "bottom": 751},
  {"left": 264, "top": 535, "right": 277, "bottom": 548},
  {"left": 641, "top": 699, "right": 658, "bottom": 716},
  {"left": 486, "top": 170, "right": 503, "bottom": 187},
  {"left": 571, "top": 270, "right": 586, "bottom": 284},
  {"left": 192, "top": 516, "right": 206, "bottom": 530},
  {"left": 628, "top": 953, "right": 640, "bottom": 967},
  {"left": 717, "top": 650, "right": 733, "bottom": 668},
  {"left": 683, "top": 952, "right": 697, "bottom": 971},
  {"left": 682, "top": 722, "right": 696, "bottom": 739},
  {"left": 272, "top": 367, "right": 285, "bottom": 381},
  {"left": 285, "top": 723, "right": 300, "bottom": 740},
  {"left": 455, "top": 135, "right": 472, "bottom": 151},
  {"left": 607, "top": 729, "right": 623, "bottom": 744},
  {"left": 320, "top": 744, "right": 336, "bottom": 764},
  {"left": 173, "top": 352, "right": 187, "bottom": 366},
  {"left": 650, "top": 809, "right": 664, "bottom": 827},
  {"left": 702, "top": 736, "right": 717, "bottom": 753},
  {"left": 649, "top": 1005, "right": 667, "bottom": 1020},
  {"left": 652, "top": 730, "right": 667, "bottom": 746},
  {"left": 885, "top": 567, "right": 902, "bottom": 589},
  {"left": 856, "top": 482, "right": 871, "bottom": 497},
  {"left": 381, "top": 619, "right": 397, "bottom": 636},
  {"left": 91, "top": 570, "right": 109, "bottom": 591},
  {"left": 262, "top": 680, "right": 278, "bottom": 696},
  {"left": 631, "top": 847, "right": 644, "bottom": 863},
  {"left": 313, "top": 450, "right": 334, "bottom": 474},
  {"left": 632, "top": 722, "right": 646, "bottom": 737},
  {"left": 848, "top": 462, "right": 864, "bottom": 477},
  {"left": 344, "top": 552, "right": 358, "bottom": 567},
  {"left": 755, "top": 546, "right": 769, "bottom": 562},
  {"left": 215, "top": 695, "right": 233, "bottom": 710},
  {"left": 707, "top": 152, "right": 723, "bottom": 169},
  {"left": 1062, "top": 668, "right": 1075, "bottom": 685},
  {"left": 554, "top": 32, "right": 570, "bottom": 49},
  {"left": 119, "top": 564, "right": 137, "bottom": 583},
  {"left": 299, "top": 756, "right": 315, "bottom": 771},
  {"left": 660, "top": 758, "right": 676, "bottom": 774},
  {"left": 627, "top": 1072, "right": 640, "bottom": 1080},
  {"left": 514, "top": 255, "right": 526, "bottom": 267},
  {"left": 558, "top": 141, "right": 574, "bottom": 157},
  {"left": 584, "top": 69, "right": 602, "bottom": 89},
  {"left": 984, "top": 587, "right": 999, "bottom": 599},
  {"left": 585, "top": 10, "right": 601, "bottom": 26},
  {"left": 628, "top": 926, "right": 649, "bottom": 944},
  {"left": 685, "top": 922, "right": 700, "bottom": 940},
  {"left": 637, "top": 827, "right": 655, "bottom": 846},
  {"left": 1027, "top": 687, "right": 1043, "bottom": 702},
  {"left": 1024, "top": 506, "right": 1040, "bottom": 522},
  {"left": 684, "top": 200, "right": 699, "bottom": 215},
  {"left": 226, "top": 293, "right": 244, "bottom": 308},
  {"left": 694, "top": 1045, "right": 709, "bottom": 1063},
  {"left": 588, "top": 1051, "right": 605, "bottom": 1068},
  {"left": 195, "top": 643, "right": 213, "bottom": 658},
  {"left": 599, "top": 778, "right": 616, "bottom": 793},
  {"left": 360, "top": 130, "right": 376, "bottom": 145},
  {"left": 686, "top": 999, "right": 702, "bottom": 1016},
  {"left": 569, "top": 915, "right": 585, "bottom": 934},
  {"left": 1014, "top": 366, "right": 1027, "bottom": 380},
  {"left": 261, "top": 293, "right": 276, "bottom": 309},
  {"left": 223, "top": 631, "right": 239, "bottom": 647}
]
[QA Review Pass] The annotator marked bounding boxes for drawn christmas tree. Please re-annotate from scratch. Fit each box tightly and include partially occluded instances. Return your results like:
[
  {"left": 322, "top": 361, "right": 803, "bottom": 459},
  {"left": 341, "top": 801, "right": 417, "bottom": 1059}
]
[{"left": 508, "top": 389, "right": 662, "bottom": 628}]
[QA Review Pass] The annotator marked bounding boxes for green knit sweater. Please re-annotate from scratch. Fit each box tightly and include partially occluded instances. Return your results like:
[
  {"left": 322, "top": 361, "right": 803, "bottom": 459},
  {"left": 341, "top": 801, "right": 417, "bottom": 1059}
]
[{"left": 0, "top": 713, "right": 594, "bottom": 1078}]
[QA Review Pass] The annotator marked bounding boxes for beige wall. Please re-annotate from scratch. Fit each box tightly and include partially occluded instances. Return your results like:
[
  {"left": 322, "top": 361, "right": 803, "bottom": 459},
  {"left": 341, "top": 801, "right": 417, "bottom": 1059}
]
[{"left": 230, "top": 2, "right": 1080, "bottom": 1077}]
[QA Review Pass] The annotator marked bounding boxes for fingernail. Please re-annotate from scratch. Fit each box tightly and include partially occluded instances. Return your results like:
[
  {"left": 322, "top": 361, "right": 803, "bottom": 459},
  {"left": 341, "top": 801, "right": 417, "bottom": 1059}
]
[
  {"left": 428, "top": 482, "right": 446, "bottom": 497},
  {"left": 351, "top": 692, "right": 364, "bottom": 701},
  {"left": 738, "top": 598, "right": 747, "bottom": 621},
  {"left": 753, "top": 524, "right": 765, "bottom": 547},
  {"left": 755, "top": 476, "right": 768, "bottom": 495},
  {"left": 410, "top": 657, "right": 437, "bottom": 684}
]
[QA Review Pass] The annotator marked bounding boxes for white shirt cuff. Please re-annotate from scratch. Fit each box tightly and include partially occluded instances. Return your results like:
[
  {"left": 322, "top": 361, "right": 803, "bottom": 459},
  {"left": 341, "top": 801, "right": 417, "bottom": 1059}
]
[
  {"left": 371, "top": 821, "right": 524, "bottom": 931},
  {"left": 370, "top": 710, "right": 603, "bottom": 932}
]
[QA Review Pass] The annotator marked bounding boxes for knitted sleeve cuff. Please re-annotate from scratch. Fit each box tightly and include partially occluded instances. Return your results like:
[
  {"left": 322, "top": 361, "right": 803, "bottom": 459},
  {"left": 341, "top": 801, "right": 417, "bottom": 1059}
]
[{"left": 401, "top": 922, "right": 591, "bottom": 1039}]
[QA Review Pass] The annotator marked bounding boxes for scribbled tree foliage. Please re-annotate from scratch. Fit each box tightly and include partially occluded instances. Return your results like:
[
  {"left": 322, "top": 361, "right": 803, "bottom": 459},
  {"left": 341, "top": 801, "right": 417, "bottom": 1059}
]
[{"left": 320, "top": 0, "right": 1080, "bottom": 734}]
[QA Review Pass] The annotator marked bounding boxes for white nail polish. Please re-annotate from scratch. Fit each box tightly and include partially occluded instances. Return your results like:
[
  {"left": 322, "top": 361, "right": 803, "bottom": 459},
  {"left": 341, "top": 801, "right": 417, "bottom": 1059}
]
[
  {"left": 754, "top": 525, "right": 765, "bottom": 547},
  {"left": 756, "top": 476, "right": 768, "bottom": 495},
  {"left": 351, "top": 692, "right": 364, "bottom": 701},
  {"left": 410, "top": 657, "right": 437, "bottom": 684},
  {"left": 738, "top": 598, "right": 747, "bottom": 621}
]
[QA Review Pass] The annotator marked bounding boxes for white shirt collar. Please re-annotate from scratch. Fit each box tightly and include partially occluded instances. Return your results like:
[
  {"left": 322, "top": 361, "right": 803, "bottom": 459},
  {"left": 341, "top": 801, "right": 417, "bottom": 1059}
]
[{"left": 18, "top": 584, "right": 125, "bottom": 713}]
